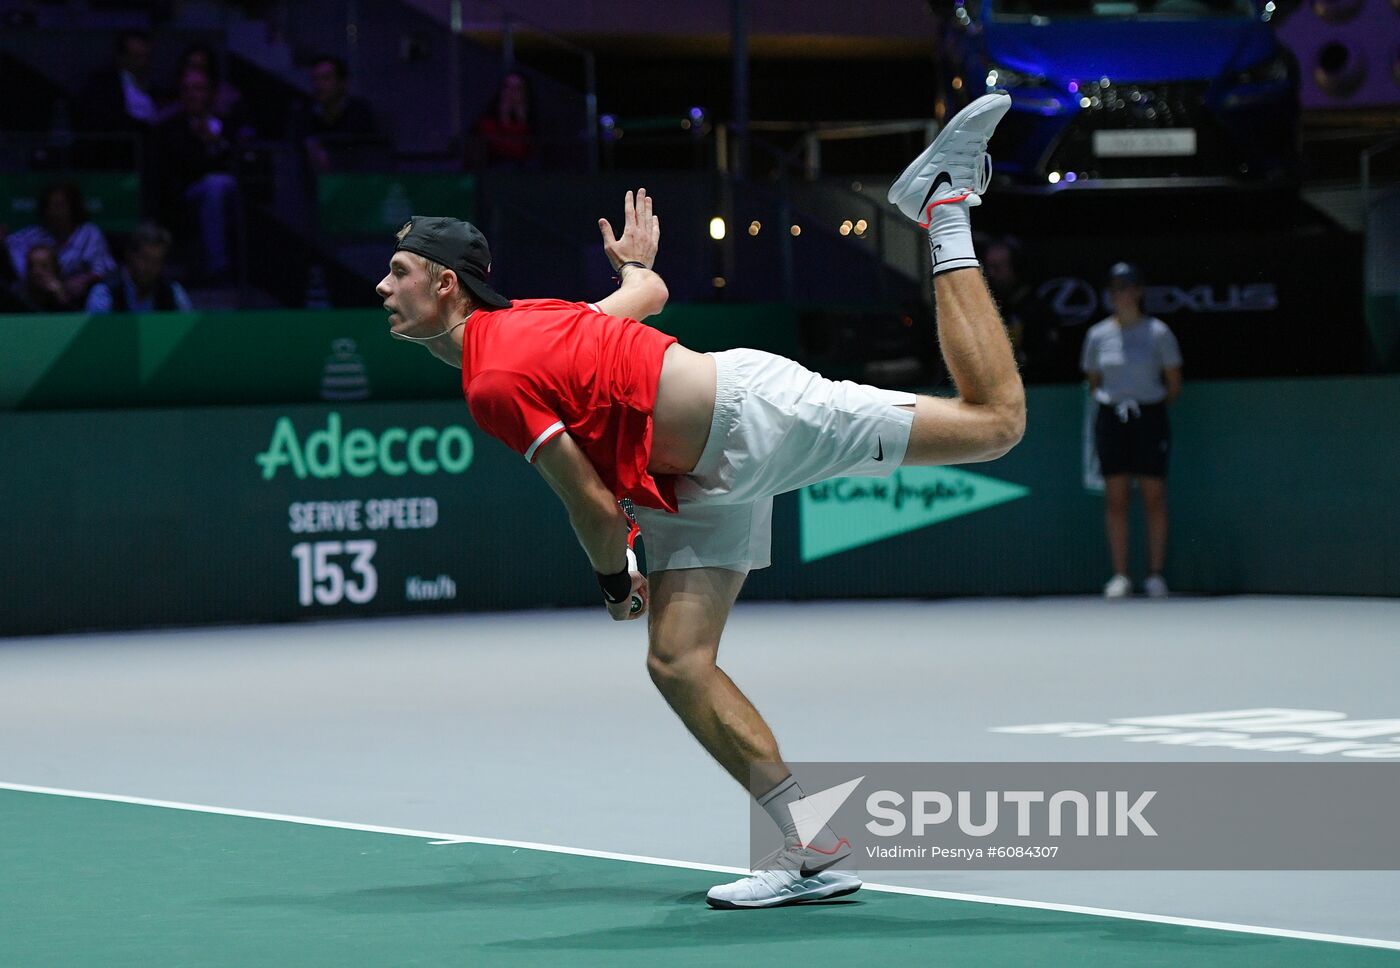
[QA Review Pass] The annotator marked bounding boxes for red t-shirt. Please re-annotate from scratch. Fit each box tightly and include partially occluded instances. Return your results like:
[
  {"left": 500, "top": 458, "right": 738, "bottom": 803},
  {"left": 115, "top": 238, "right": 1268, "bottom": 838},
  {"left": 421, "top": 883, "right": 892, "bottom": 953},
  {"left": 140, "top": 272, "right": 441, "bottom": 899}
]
[{"left": 462, "top": 298, "right": 680, "bottom": 511}]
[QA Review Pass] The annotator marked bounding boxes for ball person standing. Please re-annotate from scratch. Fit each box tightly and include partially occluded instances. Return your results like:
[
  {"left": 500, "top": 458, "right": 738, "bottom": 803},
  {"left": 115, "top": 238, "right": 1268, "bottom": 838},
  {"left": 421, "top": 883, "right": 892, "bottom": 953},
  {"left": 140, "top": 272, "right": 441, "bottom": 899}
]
[{"left": 1081, "top": 262, "right": 1182, "bottom": 599}]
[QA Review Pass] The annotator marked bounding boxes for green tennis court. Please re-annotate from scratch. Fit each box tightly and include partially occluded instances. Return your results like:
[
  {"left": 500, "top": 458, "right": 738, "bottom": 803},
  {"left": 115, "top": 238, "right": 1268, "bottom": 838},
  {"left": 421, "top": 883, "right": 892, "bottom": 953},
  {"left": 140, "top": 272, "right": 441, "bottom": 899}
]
[{"left": 3, "top": 786, "right": 1394, "bottom": 967}]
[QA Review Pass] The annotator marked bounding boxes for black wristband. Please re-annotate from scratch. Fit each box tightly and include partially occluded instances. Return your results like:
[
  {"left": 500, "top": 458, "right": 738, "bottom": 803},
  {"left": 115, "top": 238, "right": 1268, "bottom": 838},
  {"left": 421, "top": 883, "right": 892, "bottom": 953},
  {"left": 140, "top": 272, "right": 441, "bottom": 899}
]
[
  {"left": 597, "top": 566, "right": 632, "bottom": 604},
  {"left": 612, "top": 261, "right": 650, "bottom": 286}
]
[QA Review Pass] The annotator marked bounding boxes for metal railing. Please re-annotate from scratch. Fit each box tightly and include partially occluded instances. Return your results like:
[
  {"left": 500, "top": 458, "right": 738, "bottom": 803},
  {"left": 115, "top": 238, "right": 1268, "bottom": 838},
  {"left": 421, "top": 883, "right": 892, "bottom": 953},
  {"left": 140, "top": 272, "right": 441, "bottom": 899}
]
[
  {"left": 716, "top": 122, "right": 934, "bottom": 305},
  {"left": 743, "top": 118, "right": 938, "bottom": 181}
]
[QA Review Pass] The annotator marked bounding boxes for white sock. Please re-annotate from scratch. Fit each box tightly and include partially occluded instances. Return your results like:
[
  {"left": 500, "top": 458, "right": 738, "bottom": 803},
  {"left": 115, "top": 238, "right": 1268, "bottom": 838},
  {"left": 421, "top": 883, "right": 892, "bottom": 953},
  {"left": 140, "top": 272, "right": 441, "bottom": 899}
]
[
  {"left": 756, "top": 775, "right": 845, "bottom": 853},
  {"left": 925, "top": 198, "right": 979, "bottom": 277}
]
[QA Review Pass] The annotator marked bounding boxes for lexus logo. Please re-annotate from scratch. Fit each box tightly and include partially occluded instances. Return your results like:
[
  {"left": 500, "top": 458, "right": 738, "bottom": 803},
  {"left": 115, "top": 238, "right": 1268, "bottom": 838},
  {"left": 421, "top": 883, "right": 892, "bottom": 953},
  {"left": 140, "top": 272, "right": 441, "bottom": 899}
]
[
  {"left": 1037, "top": 277, "right": 1280, "bottom": 325},
  {"left": 1037, "top": 277, "right": 1100, "bottom": 326},
  {"left": 1146, "top": 284, "right": 1278, "bottom": 315}
]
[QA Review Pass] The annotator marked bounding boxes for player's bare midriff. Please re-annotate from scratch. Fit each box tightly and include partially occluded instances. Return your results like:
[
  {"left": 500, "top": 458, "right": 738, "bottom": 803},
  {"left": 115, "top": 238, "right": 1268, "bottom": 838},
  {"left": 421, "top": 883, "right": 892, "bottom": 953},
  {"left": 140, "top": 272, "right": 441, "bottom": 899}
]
[{"left": 649, "top": 344, "right": 716, "bottom": 476}]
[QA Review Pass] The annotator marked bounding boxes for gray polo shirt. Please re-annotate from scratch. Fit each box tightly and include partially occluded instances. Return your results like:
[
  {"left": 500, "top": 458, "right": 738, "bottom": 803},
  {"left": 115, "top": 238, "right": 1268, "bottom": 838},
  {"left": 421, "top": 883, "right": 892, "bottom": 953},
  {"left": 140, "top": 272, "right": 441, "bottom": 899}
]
[{"left": 1080, "top": 316, "right": 1182, "bottom": 405}]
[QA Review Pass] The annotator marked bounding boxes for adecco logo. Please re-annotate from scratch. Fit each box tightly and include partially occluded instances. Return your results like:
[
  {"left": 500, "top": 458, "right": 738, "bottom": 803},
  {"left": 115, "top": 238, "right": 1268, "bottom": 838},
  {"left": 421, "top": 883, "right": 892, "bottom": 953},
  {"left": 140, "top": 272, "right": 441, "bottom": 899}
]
[{"left": 255, "top": 412, "right": 474, "bottom": 480}]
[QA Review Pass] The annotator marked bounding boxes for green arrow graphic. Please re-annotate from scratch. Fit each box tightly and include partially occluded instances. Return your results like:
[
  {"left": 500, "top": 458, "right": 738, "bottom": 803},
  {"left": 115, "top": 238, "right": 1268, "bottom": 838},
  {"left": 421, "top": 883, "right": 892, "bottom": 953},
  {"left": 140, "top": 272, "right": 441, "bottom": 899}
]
[
  {"left": 0, "top": 314, "right": 88, "bottom": 408},
  {"left": 138, "top": 312, "right": 200, "bottom": 385},
  {"left": 799, "top": 466, "right": 1030, "bottom": 562}
]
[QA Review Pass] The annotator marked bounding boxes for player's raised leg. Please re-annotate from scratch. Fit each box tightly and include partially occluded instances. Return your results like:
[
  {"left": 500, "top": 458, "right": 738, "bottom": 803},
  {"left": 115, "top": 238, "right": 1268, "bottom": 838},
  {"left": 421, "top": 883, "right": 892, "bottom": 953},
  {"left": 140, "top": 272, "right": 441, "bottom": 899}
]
[{"left": 888, "top": 93, "right": 1027, "bottom": 467}]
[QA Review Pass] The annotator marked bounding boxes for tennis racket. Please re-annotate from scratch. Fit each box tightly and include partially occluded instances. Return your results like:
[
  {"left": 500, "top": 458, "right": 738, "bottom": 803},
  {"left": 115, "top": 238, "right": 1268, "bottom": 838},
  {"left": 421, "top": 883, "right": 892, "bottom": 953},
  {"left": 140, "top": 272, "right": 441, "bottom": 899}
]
[{"left": 620, "top": 498, "right": 644, "bottom": 615}]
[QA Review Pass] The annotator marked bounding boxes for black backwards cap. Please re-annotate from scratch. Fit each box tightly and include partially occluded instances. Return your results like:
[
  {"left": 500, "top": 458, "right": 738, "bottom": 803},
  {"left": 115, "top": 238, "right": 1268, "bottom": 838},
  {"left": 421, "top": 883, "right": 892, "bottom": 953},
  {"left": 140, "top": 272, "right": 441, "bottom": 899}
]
[{"left": 394, "top": 216, "right": 511, "bottom": 309}]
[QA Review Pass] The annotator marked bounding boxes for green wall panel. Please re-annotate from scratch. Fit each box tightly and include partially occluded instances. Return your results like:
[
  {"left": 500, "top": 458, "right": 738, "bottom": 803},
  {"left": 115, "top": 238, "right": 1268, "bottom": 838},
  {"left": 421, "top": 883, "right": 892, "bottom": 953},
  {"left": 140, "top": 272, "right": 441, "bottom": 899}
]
[{"left": 2, "top": 377, "right": 1395, "bottom": 636}]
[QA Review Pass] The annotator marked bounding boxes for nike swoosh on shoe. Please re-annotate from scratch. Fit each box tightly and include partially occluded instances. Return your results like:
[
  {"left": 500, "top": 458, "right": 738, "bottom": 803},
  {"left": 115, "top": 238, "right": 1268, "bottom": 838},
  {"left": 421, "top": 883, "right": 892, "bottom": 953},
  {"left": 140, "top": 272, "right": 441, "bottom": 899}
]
[
  {"left": 920, "top": 171, "right": 952, "bottom": 213},
  {"left": 798, "top": 838, "right": 853, "bottom": 877},
  {"left": 799, "top": 857, "right": 843, "bottom": 877}
]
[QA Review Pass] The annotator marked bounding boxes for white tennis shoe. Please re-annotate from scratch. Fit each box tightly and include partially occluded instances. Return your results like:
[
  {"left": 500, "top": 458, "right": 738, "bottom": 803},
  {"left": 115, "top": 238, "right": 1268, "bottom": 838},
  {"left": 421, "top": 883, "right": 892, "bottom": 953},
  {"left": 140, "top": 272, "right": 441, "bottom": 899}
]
[
  {"left": 1144, "top": 574, "right": 1170, "bottom": 599},
  {"left": 887, "top": 92, "right": 1011, "bottom": 227},
  {"left": 706, "top": 842, "right": 862, "bottom": 910},
  {"left": 1103, "top": 574, "right": 1132, "bottom": 599}
]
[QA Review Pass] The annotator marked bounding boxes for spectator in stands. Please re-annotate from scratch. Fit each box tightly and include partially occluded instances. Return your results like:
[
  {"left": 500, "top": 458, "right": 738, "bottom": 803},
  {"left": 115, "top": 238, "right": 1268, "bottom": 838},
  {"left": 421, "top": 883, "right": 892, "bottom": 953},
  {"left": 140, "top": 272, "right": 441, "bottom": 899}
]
[
  {"left": 1081, "top": 262, "right": 1183, "bottom": 600},
  {"left": 5, "top": 183, "right": 116, "bottom": 304},
  {"left": 472, "top": 71, "right": 536, "bottom": 169},
  {"left": 15, "top": 245, "right": 74, "bottom": 312},
  {"left": 295, "top": 55, "right": 379, "bottom": 174},
  {"left": 77, "top": 30, "right": 159, "bottom": 133},
  {"left": 86, "top": 222, "right": 193, "bottom": 313},
  {"left": 980, "top": 235, "right": 1061, "bottom": 381},
  {"left": 153, "top": 66, "right": 239, "bottom": 281},
  {"left": 170, "top": 43, "right": 254, "bottom": 143}
]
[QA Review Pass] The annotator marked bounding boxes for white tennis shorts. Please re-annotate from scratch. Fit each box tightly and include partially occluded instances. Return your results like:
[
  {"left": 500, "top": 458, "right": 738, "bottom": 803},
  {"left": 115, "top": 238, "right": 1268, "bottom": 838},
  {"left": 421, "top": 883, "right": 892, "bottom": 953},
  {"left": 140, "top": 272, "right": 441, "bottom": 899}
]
[{"left": 633, "top": 348, "right": 916, "bottom": 573}]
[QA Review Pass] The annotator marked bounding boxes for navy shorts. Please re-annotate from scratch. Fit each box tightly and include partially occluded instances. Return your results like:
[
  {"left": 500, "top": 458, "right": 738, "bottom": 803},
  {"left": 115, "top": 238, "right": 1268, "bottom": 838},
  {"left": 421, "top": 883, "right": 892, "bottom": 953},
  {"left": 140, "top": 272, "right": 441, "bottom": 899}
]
[{"left": 1095, "top": 401, "right": 1170, "bottom": 478}]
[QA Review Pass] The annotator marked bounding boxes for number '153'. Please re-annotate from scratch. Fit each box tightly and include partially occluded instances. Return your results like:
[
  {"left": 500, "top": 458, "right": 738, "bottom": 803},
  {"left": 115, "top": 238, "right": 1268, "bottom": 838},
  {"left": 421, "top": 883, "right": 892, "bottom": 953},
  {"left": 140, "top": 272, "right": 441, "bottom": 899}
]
[{"left": 291, "top": 540, "right": 378, "bottom": 606}]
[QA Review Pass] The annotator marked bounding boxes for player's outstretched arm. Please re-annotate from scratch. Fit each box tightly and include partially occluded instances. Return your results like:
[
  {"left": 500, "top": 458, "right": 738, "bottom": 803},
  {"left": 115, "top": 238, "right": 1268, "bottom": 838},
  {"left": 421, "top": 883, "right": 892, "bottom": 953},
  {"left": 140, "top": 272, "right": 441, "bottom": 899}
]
[
  {"left": 596, "top": 188, "right": 668, "bottom": 321},
  {"left": 532, "top": 430, "right": 648, "bottom": 621}
]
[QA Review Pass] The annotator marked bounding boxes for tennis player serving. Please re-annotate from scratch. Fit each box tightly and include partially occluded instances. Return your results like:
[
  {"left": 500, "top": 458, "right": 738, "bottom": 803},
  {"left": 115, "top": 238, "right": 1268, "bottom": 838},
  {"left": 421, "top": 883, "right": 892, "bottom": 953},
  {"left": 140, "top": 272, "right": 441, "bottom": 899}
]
[{"left": 379, "top": 93, "right": 1024, "bottom": 909}]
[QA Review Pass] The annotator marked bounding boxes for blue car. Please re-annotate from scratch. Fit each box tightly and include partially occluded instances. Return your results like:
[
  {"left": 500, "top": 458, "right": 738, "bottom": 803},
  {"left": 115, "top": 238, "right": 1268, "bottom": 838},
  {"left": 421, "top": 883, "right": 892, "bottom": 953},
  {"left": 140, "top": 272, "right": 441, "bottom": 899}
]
[{"left": 943, "top": 0, "right": 1299, "bottom": 188}]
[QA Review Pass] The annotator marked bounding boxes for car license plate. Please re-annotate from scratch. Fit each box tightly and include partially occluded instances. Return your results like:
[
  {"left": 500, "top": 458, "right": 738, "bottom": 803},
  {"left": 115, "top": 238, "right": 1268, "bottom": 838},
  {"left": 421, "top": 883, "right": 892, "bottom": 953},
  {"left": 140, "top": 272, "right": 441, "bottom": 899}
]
[{"left": 1092, "top": 129, "right": 1197, "bottom": 158}]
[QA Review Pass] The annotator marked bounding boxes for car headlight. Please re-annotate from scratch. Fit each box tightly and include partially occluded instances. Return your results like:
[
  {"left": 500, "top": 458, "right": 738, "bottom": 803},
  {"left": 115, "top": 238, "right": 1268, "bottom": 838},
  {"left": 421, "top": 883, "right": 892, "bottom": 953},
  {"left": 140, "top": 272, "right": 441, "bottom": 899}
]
[
  {"left": 985, "top": 62, "right": 1046, "bottom": 91},
  {"left": 1233, "top": 52, "right": 1290, "bottom": 85}
]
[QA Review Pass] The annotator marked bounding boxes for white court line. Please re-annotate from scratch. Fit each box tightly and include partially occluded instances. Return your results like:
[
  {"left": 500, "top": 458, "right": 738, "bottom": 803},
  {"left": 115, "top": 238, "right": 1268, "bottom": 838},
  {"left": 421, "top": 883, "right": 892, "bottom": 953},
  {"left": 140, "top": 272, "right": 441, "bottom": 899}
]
[{"left": 3, "top": 780, "right": 1398, "bottom": 952}]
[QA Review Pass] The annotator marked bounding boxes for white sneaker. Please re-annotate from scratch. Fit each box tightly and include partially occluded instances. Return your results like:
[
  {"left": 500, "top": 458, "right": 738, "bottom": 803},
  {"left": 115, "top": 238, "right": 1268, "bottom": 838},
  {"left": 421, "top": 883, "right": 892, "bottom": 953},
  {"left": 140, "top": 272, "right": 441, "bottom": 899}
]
[
  {"left": 706, "top": 843, "right": 862, "bottom": 910},
  {"left": 1144, "top": 574, "right": 1169, "bottom": 599},
  {"left": 887, "top": 92, "right": 1011, "bottom": 227},
  {"left": 1103, "top": 574, "right": 1132, "bottom": 599}
]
